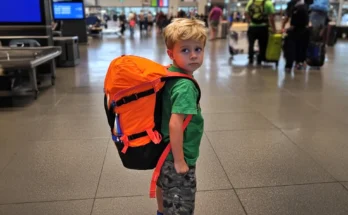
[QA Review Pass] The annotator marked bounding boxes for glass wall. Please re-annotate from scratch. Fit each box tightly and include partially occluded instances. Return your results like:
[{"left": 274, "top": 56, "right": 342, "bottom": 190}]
[
  {"left": 228, "top": 1, "right": 247, "bottom": 22},
  {"left": 329, "top": 3, "right": 339, "bottom": 23},
  {"left": 329, "top": 1, "right": 348, "bottom": 25},
  {"left": 342, "top": 3, "right": 348, "bottom": 25}
]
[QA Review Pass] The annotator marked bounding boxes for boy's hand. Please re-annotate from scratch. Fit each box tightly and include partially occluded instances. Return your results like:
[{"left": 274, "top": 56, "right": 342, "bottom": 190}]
[{"left": 174, "top": 160, "right": 189, "bottom": 174}]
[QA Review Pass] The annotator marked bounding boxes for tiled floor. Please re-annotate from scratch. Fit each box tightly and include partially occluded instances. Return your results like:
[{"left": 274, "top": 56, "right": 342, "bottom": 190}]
[{"left": 1, "top": 30, "right": 348, "bottom": 215}]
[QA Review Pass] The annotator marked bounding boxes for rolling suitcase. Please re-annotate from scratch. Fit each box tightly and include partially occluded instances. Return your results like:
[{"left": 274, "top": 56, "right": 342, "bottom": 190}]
[
  {"left": 306, "top": 41, "right": 325, "bottom": 67},
  {"left": 228, "top": 31, "right": 245, "bottom": 56},
  {"left": 265, "top": 33, "right": 282, "bottom": 66}
]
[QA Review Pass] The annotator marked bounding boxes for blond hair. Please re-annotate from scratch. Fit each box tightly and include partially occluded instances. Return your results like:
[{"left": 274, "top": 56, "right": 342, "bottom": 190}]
[{"left": 163, "top": 18, "right": 207, "bottom": 49}]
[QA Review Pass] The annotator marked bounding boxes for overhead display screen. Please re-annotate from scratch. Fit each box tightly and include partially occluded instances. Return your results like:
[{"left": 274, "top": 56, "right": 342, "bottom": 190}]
[
  {"left": 0, "top": 0, "right": 42, "bottom": 23},
  {"left": 53, "top": 2, "right": 85, "bottom": 20}
]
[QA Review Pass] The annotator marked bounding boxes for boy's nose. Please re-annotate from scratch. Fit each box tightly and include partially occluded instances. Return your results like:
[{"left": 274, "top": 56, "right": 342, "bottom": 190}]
[{"left": 190, "top": 53, "right": 197, "bottom": 59}]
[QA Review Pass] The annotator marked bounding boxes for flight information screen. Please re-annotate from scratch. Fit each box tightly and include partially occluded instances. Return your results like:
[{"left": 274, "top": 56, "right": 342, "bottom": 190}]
[
  {"left": 0, "top": 0, "right": 42, "bottom": 23},
  {"left": 53, "top": 2, "right": 85, "bottom": 20}
]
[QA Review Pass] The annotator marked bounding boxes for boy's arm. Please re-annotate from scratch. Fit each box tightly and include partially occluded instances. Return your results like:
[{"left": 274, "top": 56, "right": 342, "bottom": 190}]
[
  {"left": 169, "top": 113, "right": 189, "bottom": 174},
  {"left": 169, "top": 79, "right": 199, "bottom": 174}
]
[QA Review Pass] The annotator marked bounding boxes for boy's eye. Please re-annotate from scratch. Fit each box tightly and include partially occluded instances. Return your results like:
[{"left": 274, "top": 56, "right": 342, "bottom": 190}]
[
  {"left": 195, "top": 47, "right": 202, "bottom": 52},
  {"left": 181, "top": 49, "right": 189, "bottom": 53}
]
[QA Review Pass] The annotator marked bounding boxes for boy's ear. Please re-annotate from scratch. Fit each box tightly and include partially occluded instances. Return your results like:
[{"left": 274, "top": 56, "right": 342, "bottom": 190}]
[{"left": 167, "top": 49, "right": 174, "bottom": 60}]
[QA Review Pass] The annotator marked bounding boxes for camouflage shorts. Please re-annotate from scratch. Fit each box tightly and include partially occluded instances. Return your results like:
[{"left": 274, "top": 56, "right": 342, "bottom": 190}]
[{"left": 157, "top": 160, "right": 197, "bottom": 215}]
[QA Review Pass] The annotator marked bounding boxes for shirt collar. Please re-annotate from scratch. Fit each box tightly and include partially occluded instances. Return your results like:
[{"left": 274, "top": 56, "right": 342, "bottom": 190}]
[{"left": 168, "top": 65, "right": 186, "bottom": 73}]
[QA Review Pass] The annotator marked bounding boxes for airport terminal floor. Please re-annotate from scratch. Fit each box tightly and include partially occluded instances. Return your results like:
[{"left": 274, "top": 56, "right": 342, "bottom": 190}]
[{"left": 1, "top": 30, "right": 348, "bottom": 215}]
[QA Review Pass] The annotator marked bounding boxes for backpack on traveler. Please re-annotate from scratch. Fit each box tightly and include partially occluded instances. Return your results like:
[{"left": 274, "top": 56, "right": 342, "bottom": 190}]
[
  {"left": 310, "top": 0, "right": 329, "bottom": 13},
  {"left": 103, "top": 55, "right": 200, "bottom": 197},
  {"left": 248, "top": 0, "right": 268, "bottom": 24}
]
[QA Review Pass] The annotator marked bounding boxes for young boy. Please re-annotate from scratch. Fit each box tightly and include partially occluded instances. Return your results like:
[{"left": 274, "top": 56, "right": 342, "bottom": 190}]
[{"left": 156, "top": 18, "right": 207, "bottom": 215}]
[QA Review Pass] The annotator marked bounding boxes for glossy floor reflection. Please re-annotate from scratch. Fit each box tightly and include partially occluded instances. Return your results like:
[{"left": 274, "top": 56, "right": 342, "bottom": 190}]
[{"left": 1, "top": 31, "right": 348, "bottom": 215}]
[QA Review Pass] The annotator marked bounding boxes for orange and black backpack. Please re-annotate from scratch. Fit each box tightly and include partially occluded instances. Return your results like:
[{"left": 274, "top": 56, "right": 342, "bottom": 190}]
[{"left": 103, "top": 55, "right": 200, "bottom": 198}]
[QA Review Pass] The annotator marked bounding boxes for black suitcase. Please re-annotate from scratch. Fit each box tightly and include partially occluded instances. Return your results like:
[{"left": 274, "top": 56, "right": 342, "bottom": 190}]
[{"left": 306, "top": 41, "right": 325, "bottom": 67}]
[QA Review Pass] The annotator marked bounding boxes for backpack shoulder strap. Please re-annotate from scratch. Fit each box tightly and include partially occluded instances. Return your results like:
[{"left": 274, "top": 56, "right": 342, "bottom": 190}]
[
  {"left": 149, "top": 70, "right": 201, "bottom": 198},
  {"left": 262, "top": 0, "right": 267, "bottom": 12},
  {"left": 163, "top": 71, "right": 201, "bottom": 104},
  {"left": 149, "top": 114, "right": 193, "bottom": 198}
]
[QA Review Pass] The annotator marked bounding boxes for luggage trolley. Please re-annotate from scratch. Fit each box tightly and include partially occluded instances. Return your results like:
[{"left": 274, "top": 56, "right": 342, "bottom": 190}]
[
  {"left": 228, "top": 31, "right": 245, "bottom": 56},
  {"left": 228, "top": 23, "right": 260, "bottom": 60}
]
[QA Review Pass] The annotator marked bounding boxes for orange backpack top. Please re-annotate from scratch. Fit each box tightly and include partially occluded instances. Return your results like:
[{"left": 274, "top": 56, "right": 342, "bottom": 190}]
[{"left": 103, "top": 55, "right": 201, "bottom": 198}]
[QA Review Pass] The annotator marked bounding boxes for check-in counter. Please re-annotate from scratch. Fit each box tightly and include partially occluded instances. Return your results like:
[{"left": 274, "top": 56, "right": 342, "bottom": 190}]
[
  {"left": 0, "top": 47, "right": 61, "bottom": 99},
  {"left": 53, "top": 36, "right": 80, "bottom": 67}
]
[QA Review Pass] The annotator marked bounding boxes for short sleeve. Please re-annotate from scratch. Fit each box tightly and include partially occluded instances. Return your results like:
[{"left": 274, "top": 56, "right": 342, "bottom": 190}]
[
  {"left": 245, "top": 0, "right": 252, "bottom": 13},
  {"left": 265, "top": 1, "right": 275, "bottom": 15},
  {"left": 170, "top": 79, "right": 199, "bottom": 115}
]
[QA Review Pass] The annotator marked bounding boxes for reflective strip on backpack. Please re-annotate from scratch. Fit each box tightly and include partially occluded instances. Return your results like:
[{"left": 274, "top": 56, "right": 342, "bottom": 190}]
[{"left": 113, "top": 114, "right": 122, "bottom": 137}]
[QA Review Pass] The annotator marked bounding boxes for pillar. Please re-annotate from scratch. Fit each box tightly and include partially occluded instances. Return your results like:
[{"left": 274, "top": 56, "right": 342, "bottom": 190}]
[
  {"left": 337, "top": 0, "right": 343, "bottom": 25},
  {"left": 169, "top": 0, "right": 179, "bottom": 16},
  {"left": 198, "top": 0, "right": 208, "bottom": 15}
]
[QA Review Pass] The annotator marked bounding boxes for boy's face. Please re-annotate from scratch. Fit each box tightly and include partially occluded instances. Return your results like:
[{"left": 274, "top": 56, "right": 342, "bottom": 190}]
[{"left": 167, "top": 39, "right": 205, "bottom": 74}]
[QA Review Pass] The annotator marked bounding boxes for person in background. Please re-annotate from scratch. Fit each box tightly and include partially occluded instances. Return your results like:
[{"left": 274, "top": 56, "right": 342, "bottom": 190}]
[
  {"left": 128, "top": 11, "right": 135, "bottom": 22},
  {"left": 162, "top": 14, "right": 170, "bottom": 29},
  {"left": 119, "top": 12, "right": 126, "bottom": 37},
  {"left": 208, "top": 4, "right": 223, "bottom": 40},
  {"left": 52, "top": 21, "right": 61, "bottom": 31},
  {"left": 282, "top": 0, "right": 310, "bottom": 71},
  {"left": 52, "top": 20, "right": 62, "bottom": 37},
  {"left": 309, "top": 0, "right": 329, "bottom": 42},
  {"left": 156, "top": 11, "right": 166, "bottom": 33},
  {"left": 229, "top": 12, "right": 234, "bottom": 26},
  {"left": 112, "top": 13, "right": 118, "bottom": 22},
  {"left": 147, "top": 12, "right": 154, "bottom": 31},
  {"left": 237, "top": 12, "right": 241, "bottom": 21},
  {"left": 168, "top": 14, "right": 174, "bottom": 24},
  {"left": 129, "top": 16, "right": 136, "bottom": 38},
  {"left": 245, "top": 0, "right": 276, "bottom": 65},
  {"left": 177, "top": 10, "right": 187, "bottom": 18},
  {"left": 139, "top": 10, "right": 147, "bottom": 34}
]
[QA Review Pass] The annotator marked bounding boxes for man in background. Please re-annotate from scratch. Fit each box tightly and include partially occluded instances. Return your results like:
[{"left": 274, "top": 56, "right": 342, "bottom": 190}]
[
  {"left": 245, "top": 0, "right": 276, "bottom": 65},
  {"left": 208, "top": 5, "right": 223, "bottom": 40},
  {"left": 282, "top": 0, "right": 310, "bottom": 71}
]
